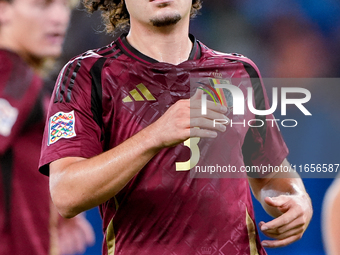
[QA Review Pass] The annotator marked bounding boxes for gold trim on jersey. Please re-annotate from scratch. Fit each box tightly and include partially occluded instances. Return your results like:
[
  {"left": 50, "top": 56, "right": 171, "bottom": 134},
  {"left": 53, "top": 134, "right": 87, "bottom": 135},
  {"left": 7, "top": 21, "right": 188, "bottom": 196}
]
[
  {"left": 114, "top": 196, "right": 119, "bottom": 210},
  {"left": 106, "top": 196, "right": 119, "bottom": 255},
  {"left": 123, "top": 83, "right": 156, "bottom": 102},
  {"left": 246, "top": 208, "right": 259, "bottom": 255},
  {"left": 106, "top": 218, "right": 116, "bottom": 255}
]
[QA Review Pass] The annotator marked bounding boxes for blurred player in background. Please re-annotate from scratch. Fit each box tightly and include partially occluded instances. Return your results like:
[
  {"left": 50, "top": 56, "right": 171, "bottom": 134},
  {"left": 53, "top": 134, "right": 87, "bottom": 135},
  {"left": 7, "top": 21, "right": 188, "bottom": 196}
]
[
  {"left": 323, "top": 178, "right": 340, "bottom": 255},
  {"left": 39, "top": 0, "right": 313, "bottom": 254},
  {"left": 0, "top": 0, "right": 94, "bottom": 254}
]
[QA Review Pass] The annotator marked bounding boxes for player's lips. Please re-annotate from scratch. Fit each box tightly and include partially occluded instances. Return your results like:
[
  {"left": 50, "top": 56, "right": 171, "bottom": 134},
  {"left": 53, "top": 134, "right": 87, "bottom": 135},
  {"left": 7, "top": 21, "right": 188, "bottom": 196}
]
[{"left": 45, "top": 32, "right": 65, "bottom": 45}]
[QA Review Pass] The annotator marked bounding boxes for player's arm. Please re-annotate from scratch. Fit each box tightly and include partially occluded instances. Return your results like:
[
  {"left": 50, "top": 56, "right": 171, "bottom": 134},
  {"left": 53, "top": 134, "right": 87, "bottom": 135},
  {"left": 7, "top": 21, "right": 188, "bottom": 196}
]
[
  {"left": 50, "top": 90, "right": 228, "bottom": 218},
  {"left": 322, "top": 178, "right": 340, "bottom": 255},
  {"left": 248, "top": 158, "right": 313, "bottom": 248}
]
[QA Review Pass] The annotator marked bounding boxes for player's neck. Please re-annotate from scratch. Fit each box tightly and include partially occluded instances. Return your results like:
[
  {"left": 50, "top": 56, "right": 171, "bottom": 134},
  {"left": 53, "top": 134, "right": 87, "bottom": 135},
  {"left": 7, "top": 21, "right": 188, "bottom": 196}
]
[{"left": 126, "top": 22, "right": 192, "bottom": 65}]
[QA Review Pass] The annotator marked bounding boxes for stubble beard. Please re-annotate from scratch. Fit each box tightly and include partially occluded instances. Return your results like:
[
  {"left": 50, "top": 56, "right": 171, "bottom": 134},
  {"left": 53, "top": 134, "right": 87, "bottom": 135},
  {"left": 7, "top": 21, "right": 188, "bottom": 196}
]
[{"left": 150, "top": 14, "right": 182, "bottom": 27}]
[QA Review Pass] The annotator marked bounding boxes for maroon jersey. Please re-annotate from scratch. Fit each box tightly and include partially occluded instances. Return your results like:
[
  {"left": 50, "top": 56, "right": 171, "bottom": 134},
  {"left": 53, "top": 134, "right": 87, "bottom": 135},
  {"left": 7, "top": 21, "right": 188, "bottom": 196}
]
[
  {"left": 40, "top": 34, "right": 288, "bottom": 255},
  {"left": 0, "top": 50, "right": 51, "bottom": 255}
]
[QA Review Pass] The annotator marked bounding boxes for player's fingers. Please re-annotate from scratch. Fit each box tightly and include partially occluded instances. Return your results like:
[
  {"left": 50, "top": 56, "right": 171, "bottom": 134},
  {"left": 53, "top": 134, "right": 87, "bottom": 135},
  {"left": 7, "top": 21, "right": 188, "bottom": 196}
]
[
  {"left": 190, "top": 99, "right": 228, "bottom": 114},
  {"left": 190, "top": 117, "right": 227, "bottom": 132},
  {"left": 261, "top": 233, "right": 303, "bottom": 248},
  {"left": 71, "top": 226, "right": 87, "bottom": 254},
  {"left": 191, "top": 88, "right": 204, "bottom": 100},
  {"left": 78, "top": 215, "right": 95, "bottom": 245},
  {"left": 260, "top": 210, "right": 299, "bottom": 232},
  {"left": 189, "top": 127, "right": 218, "bottom": 138},
  {"left": 190, "top": 114, "right": 229, "bottom": 129},
  {"left": 58, "top": 226, "right": 66, "bottom": 254},
  {"left": 261, "top": 223, "right": 304, "bottom": 239},
  {"left": 59, "top": 228, "right": 73, "bottom": 255},
  {"left": 206, "top": 101, "right": 228, "bottom": 114},
  {"left": 190, "top": 108, "right": 230, "bottom": 122},
  {"left": 259, "top": 221, "right": 265, "bottom": 228},
  {"left": 264, "top": 216, "right": 306, "bottom": 235}
]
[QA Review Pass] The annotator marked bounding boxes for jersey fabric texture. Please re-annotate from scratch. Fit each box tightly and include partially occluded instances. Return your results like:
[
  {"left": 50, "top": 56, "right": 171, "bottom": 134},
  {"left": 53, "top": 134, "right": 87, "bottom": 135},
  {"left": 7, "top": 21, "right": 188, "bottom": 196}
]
[
  {"left": 0, "top": 50, "right": 51, "bottom": 255},
  {"left": 40, "top": 34, "right": 289, "bottom": 255}
]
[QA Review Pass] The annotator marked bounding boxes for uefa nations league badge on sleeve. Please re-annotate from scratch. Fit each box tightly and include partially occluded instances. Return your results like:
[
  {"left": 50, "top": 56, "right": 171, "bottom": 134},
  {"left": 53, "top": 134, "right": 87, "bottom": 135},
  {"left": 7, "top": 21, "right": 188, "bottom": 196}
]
[{"left": 48, "top": 110, "right": 76, "bottom": 146}]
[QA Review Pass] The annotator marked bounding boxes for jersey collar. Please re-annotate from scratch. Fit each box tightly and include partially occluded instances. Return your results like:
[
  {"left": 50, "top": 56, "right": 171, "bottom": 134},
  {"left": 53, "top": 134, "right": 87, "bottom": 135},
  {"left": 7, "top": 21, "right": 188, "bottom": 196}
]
[{"left": 116, "top": 33, "right": 201, "bottom": 65}]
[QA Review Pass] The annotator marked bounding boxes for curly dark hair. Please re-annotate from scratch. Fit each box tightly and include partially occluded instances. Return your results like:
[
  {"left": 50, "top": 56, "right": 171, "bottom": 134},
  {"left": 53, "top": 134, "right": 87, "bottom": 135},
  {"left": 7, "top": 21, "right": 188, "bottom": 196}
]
[{"left": 83, "top": 0, "right": 202, "bottom": 34}]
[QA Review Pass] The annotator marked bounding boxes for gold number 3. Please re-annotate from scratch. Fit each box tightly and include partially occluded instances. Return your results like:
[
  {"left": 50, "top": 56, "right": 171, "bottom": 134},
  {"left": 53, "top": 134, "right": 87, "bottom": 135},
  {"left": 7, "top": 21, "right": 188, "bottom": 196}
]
[{"left": 175, "top": 137, "right": 201, "bottom": 171}]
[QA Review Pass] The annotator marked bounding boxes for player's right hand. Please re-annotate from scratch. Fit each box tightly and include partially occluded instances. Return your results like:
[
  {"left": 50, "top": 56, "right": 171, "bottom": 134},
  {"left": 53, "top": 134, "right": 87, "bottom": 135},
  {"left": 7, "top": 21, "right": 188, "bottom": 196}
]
[
  {"left": 58, "top": 213, "right": 95, "bottom": 255},
  {"left": 148, "top": 88, "right": 229, "bottom": 148}
]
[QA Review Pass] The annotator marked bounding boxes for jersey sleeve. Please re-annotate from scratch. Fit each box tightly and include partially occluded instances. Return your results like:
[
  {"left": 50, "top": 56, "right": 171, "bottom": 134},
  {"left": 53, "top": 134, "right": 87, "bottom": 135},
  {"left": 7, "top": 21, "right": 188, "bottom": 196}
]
[
  {"left": 0, "top": 52, "right": 42, "bottom": 155},
  {"left": 240, "top": 58, "right": 289, "bottom": 177},
  {"left": 39, "top": 55, "right": 106, "bottom": 175}
]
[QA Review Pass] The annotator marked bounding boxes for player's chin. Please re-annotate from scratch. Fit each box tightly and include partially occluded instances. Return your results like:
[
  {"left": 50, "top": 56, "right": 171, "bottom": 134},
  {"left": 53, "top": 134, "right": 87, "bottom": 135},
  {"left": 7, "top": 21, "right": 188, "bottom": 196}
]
[
  {"left": 150, "top": 12, "right": 181, "bottom": 27},
  {"left": 37, "top": 46, "right": 63, "bottom": 59}
]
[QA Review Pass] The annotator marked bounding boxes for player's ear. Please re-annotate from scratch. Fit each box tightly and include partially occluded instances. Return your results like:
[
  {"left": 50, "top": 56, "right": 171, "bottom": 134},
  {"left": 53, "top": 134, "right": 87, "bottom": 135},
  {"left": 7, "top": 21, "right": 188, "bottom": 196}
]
[{"left": 0, "top": 1, "right": 13, "bottom": 26}]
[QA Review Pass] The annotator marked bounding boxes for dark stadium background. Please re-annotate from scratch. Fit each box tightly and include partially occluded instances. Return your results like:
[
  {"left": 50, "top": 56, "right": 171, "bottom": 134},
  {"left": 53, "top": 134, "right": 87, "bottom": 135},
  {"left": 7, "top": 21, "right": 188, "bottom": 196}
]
[{"left": 55, "top": 0, "right": 340, "bottom": 254}]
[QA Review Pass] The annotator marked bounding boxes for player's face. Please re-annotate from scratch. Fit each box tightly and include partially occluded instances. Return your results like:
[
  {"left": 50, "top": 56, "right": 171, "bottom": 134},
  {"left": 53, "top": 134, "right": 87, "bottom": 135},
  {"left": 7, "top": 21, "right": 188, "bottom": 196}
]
[
  {"left": 125, "top": 0, "right": 192, "bottom": 28},
  {"left": 3, "top": 0, "right": 71, "bottom": 59}
]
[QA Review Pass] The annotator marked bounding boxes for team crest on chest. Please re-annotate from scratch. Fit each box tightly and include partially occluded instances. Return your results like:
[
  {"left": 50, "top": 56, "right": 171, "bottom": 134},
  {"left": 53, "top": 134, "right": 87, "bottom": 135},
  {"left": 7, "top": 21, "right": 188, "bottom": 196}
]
[
  {"left": 48, "top": 110, "right": 76, "bottom": 145},
  {"left": 195, "top": 77, "right": 233, "bottom": 109}
]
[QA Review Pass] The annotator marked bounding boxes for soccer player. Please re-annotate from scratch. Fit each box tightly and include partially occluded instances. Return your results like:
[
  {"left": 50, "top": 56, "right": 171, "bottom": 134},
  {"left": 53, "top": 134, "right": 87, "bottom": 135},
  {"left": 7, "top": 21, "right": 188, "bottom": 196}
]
[
  {"left": 39, "top": 0, "right": 313, "bottom": 254},
  {"left": 0, "top": 0, "right": 94, "bottom": 254},
  {"left": 323, "top": 178, "right": 340, "bottom": 255}
]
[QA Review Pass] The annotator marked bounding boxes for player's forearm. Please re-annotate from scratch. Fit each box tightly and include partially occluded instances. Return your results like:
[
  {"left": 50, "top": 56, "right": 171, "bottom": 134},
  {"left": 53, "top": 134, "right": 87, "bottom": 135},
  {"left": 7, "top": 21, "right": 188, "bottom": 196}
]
[{"left": 50, "top": 125, "right": 163, "bottom": 218}]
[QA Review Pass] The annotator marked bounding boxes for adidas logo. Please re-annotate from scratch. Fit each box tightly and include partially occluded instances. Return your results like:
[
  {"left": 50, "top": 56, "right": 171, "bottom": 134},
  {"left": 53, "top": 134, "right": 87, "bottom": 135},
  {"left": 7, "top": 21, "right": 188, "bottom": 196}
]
[{"left": 123, "top": 83, "right": 156, "bottom": 102}]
